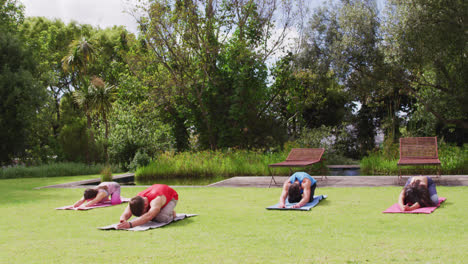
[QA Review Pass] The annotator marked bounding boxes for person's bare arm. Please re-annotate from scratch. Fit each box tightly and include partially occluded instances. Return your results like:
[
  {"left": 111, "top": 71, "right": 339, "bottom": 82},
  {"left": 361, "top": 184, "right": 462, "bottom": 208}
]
[
  {"left": 279, "top": 180, "right": 290, "bottom": 208},
  {"left": 406, "top": 202, "right": 421, "bottom": 211},
  {"left": 117, "top": 196, "right": 166, "bottom": 229},
  {"left": 398, "top": 189, "right": 407, "bottom": 211},
  {"left": 292, "top": 180, "right": 311, "bottom": 208},
  {"left": 79, "top": 191, "right": 108, "bottom": 208},
  {"left": 119, "top": 205, "right": 133, "bottom": 223},
  {"left": 73, "top": 198, "right": 85, "bottom": 208}
]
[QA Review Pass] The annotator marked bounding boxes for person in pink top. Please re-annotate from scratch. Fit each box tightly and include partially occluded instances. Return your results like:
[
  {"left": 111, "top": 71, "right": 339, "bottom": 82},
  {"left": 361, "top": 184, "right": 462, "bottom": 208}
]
[
  {"left": 117, "top": 184, "right": 178, "bottom": 229},
  {"left": 73, "top": 181, "right": 122, "bottom": 209}
]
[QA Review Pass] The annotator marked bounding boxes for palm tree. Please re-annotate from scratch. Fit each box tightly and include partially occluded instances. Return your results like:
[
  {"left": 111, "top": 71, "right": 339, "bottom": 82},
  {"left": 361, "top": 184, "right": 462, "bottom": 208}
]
[
  {"left": 74, "top": 77, "right": 116, "bottom": 164},
  {"left": 88, "top": 77, "right": 116, "bottom": 164},
  {"left": 61, "top": 37, "right": 95, "bottom": 78},
  {"left": 62, "top": 37, "right": 96, "bottom": 163},
  {"left": 73, "top": 84, "right": 94, "bottom": 163}
]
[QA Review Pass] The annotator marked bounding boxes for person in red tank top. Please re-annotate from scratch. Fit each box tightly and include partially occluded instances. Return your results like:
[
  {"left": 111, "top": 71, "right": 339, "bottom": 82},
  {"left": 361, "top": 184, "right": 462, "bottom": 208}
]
[{"left": 117, "top": 184, "right": 178, "bottom": 229}]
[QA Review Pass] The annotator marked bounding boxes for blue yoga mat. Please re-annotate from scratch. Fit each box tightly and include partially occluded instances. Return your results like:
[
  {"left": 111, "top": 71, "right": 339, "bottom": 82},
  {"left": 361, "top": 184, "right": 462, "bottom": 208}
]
[{"left": 266, "top": 195, "right": 327, "bottom": 211}]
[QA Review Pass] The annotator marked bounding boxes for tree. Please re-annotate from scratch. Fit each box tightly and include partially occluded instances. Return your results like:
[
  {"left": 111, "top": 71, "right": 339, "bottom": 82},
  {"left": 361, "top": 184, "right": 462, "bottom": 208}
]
[
  {"left": 384, "top": 0, "right": 468, "bottom": 144},
  {"left": 20, "top": 18, "right": 89, "bottom": 140},
  {"left": 285, "top": 0, "right": 385, "bottom": 154},
  {"left": 108, "top": 101, "right": 173, "bottom": 169},
  {"left": 130, "top": 0, "right": 299, "bottom": 150},
  {"left": 270, "top": 52, "right": 349, "bottom": 138},
  {"left": 80, "top": 77, "right": 116, "bottom": 164},
  {"left": 57, "top": 94, "right": 89, "bottom": 162},
  {"left": 62, "top": 37, "right": 97, "bottom": 163},
  {"left": 0, "top": 0, "right": 45, "bottom": 164}
]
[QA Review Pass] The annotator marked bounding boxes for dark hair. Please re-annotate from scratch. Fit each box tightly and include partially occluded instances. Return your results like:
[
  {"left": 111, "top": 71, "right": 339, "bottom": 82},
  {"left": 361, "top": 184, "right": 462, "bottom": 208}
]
[
  {"left": 83, "top": 189, "right": 98, "bottom": 200},
  {"left": 404, "top": 180, "right": 435, "bottom": 207},
  {"left": 415, "top": 184, "right": 434, "bottom": 207},
  {"left": 129, "top": 196, "right": 145, "bottom": 216},
  {"left": 288, "top": 183, "right": 302, "bottom": 203}
]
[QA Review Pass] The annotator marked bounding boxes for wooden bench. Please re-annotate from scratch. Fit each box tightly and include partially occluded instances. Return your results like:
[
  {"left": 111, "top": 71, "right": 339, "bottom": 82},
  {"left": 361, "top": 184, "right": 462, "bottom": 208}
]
[
  {"left": 397, "top": 137, "right": 441, "bottom": 183},
  {"left": 268, "top": 148, "right": 326, "bottom": 187}
]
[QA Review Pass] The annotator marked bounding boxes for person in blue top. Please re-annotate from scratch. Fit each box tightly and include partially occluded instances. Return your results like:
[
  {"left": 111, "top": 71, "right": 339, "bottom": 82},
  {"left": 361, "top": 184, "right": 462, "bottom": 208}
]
[{"left": 279, "top": 172, "right": 317, "bottom": 208}]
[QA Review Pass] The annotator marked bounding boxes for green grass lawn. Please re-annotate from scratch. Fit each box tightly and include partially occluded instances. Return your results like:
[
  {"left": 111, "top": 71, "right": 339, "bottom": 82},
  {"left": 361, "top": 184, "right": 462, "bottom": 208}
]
[{"left": 0, "top": 176, "right": 467, "bottom": 263}]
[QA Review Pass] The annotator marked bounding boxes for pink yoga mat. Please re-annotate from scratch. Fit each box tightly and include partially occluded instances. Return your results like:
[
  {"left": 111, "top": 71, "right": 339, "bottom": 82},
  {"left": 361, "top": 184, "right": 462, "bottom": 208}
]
[
  {"left": 383, "top": 197, "right": 446, "bottom": 214},
  {"left": 56, "top": 197, "right": 130, "bottom": 210}
]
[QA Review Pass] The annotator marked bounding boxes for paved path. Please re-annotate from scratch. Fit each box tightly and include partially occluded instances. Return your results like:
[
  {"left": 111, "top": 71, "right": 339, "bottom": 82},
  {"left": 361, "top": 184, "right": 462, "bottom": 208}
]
[
  {"left": 208, "top": 175, "right": 468, "bottom": 188},
  {"left": 36, "top": 173, "right": 134, "bottom": 189},
  {"left": 37, "top": 173, "right": 468, "bottom": 189}
]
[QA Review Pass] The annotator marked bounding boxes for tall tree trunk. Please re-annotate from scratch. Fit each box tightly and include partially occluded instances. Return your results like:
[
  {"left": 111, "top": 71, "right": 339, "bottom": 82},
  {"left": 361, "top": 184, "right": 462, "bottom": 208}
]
[
  {"left": 85, "top": 108, "right": 94, "bottom": 164},
  {"left": 104, "top": 111, "right": 109, "bottom": 164}
]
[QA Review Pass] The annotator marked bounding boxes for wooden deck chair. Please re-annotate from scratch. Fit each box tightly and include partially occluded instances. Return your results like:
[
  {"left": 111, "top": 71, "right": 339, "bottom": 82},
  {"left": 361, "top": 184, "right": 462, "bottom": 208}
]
[
  {"left": 397, "top": 137, "right": 441, "bottom": 183},
  {"left": 268, "top": 148, "right": 326, "bottom": 187}
]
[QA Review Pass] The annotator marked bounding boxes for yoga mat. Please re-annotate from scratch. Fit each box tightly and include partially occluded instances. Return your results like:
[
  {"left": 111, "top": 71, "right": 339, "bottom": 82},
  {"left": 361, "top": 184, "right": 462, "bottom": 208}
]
[
  {"left": 56, "top": 197, "right": 130, "bottom": 210},
  {"left": 383, "top": 197, "right": 446, "bottom": 214},
  {"left": 98, "top": 214, "right": 197, "bottom": 231},
  {"left": 266, "top": 195, "right": 327, "bottom": 211}
]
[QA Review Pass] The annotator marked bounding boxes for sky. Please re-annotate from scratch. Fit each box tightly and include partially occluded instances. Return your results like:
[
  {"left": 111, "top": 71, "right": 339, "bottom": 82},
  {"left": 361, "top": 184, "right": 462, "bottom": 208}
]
[
  {"left": 19, "top": 0, "right": 336, "bottom": 35},
  {"left": 20, "top": 0, "right": 140, "bottom": 33},
  {"left": 20, "top": 0, "right": 386, "bottom": 35}
]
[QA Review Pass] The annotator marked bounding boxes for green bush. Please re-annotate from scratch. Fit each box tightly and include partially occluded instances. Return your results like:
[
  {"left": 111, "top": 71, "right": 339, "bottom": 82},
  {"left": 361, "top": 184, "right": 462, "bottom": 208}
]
[
  {"left": 100, "top": 166, "right": 113, "bottom": 182},
  {"left": 0, "top": 162, "right": 122, "bottom": 179},
  {"left": 361, "top": 143, "right": 468, "bottom": 175},
  {"left": 129, "top": 151, "right": 151, "bottom": 172}
]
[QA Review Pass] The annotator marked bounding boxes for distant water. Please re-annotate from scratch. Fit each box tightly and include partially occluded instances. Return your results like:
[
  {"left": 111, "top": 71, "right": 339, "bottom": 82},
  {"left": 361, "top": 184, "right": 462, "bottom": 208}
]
[{"left": 329, "top": 168, "right": 361, "bottom": 176}]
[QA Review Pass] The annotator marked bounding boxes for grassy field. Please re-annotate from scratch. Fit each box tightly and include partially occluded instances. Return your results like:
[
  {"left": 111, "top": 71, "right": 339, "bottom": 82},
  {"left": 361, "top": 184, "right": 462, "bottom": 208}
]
[{"left": 0, "top": 176, "right": 467, "bottom": 263}]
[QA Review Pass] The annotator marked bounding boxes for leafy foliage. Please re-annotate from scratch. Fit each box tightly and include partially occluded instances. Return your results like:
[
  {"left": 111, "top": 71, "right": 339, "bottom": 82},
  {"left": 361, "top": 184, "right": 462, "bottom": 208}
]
[
  {"left": 384, "top": 0, "right": 468, "bottom": 143},
  {"left": 0, "top": 162, "right": 121, "bottom": 179},
  {"left": 361, "top": 143, "right": 468, "bottom": 175},
  {"left": 108, "top": 102, "right": 173, "bottom": 170},
  {"left": 0, "top": 1, "right": 45, "bottom": 164}
]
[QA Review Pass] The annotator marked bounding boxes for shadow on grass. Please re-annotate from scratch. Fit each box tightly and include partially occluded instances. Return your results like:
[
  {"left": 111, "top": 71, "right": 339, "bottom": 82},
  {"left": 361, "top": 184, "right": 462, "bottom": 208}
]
[{"left": 167, "top": 217, "right": 197, "bottom": 228}]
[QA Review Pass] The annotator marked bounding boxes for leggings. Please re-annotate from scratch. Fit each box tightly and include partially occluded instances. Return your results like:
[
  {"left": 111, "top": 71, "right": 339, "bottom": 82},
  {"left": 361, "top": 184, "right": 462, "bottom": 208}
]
[{"left": 427, "top": 177, "right": 439, "bottom": 204}]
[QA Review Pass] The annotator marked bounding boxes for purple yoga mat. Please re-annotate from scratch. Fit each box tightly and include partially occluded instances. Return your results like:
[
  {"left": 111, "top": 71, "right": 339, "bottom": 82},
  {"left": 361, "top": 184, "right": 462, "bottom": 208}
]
[
  {"left": 383, "top": 197, "right": 446, "bottom": 214},
  {"left": 56, "top": 197, "right": 130, "bottom": 210}
]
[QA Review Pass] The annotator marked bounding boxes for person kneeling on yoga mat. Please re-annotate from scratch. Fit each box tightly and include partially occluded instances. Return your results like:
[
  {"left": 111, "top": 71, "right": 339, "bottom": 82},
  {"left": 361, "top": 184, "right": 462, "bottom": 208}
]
[
  {"left": 73, "top": 181, "right": 122, "bottom": 209},
  {"left": 398, "top": 176, "right": 438, "bottom": 211},
  {"left": 279, "top": 172, "right": 317, "bottom": 209},
  {"left": 117, "top": 184, "right": 178, "bottom": 229}
]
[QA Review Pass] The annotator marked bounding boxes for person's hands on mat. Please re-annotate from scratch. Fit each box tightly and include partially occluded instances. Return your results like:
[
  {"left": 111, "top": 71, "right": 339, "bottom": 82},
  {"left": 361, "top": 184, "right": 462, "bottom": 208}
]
[
  {"left": 117, "top": 221, "right": 131, "bottom": 229},
  {"left": 291, "top": 203, "right": 304, "bottom": 209},
  {"left": 78, "top": 204, "right": 88, "bottom": 210}
]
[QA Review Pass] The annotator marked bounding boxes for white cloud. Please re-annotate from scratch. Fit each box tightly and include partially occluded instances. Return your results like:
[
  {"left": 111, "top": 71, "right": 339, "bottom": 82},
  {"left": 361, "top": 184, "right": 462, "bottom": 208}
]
[{"left": 20, "top": 0, "right": 139, "bottom": 33}]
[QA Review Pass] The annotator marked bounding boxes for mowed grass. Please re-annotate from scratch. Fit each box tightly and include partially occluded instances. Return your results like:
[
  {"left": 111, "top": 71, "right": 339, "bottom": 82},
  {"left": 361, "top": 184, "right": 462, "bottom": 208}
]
[{"left": 0, "top": 177, "right": 467, "bottom": 263}]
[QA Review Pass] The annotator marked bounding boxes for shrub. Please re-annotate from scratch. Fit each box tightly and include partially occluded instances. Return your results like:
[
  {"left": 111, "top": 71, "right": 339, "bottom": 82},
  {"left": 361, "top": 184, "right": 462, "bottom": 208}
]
[
  {"left": 361, "top": 143, "right": 468, "bottom": 175},
  {"left": 129, "top": 151, "right": 151, "bottom": 172},
  {"left": 100, "top": 166, "right": 113, "bottom": 182},
  {"left": 135, "top": 150, "right": 326, "bottom": 184},
  {"left": 0, "top": 162, "right": 122, "bottom": 179}
]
